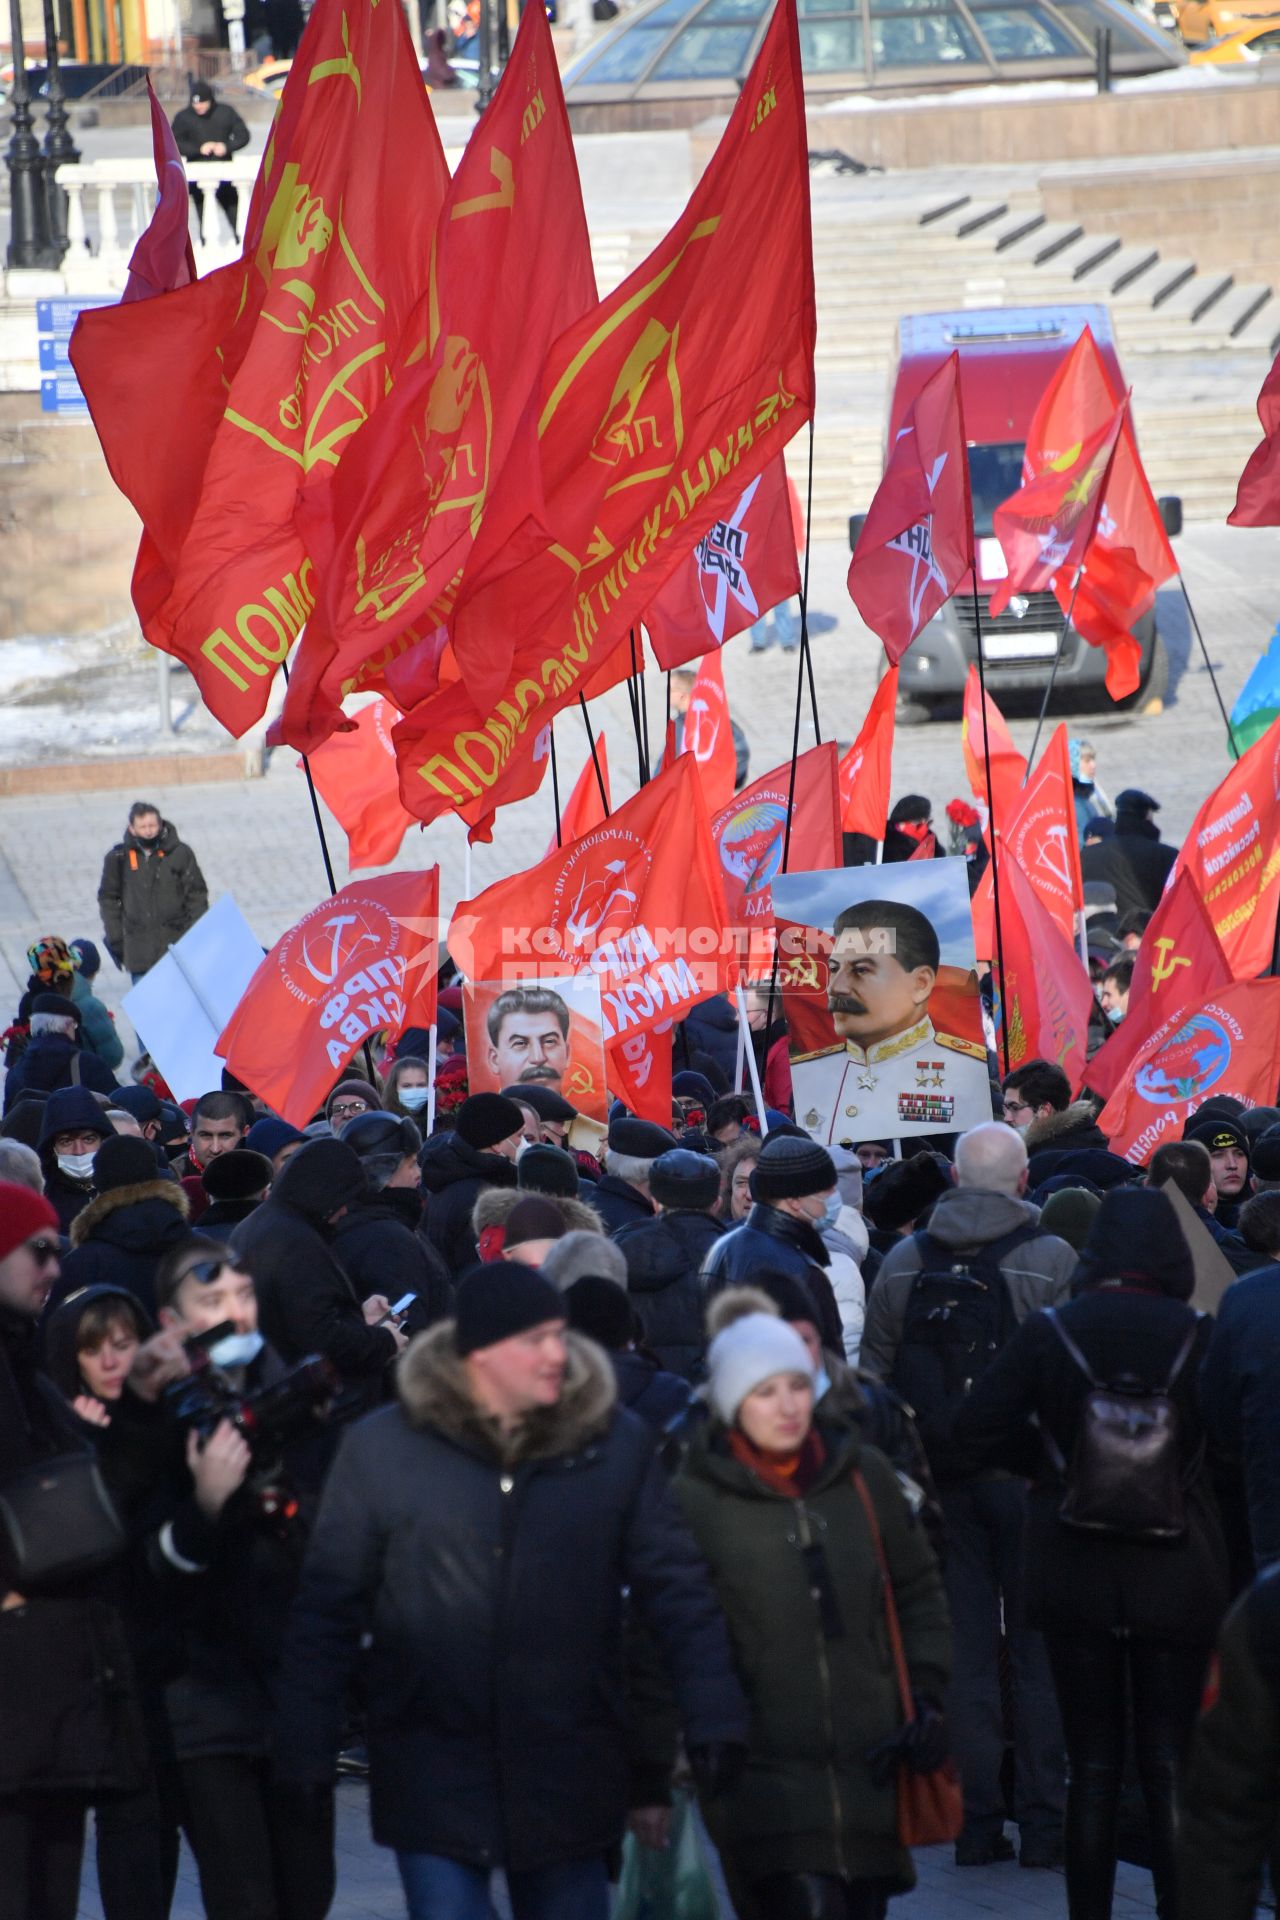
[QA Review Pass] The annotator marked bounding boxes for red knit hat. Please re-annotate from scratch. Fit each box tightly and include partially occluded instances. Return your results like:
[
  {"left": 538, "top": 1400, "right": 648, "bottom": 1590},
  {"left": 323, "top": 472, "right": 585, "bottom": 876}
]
[{"left": 0, "top": 1181, "right": 60, "bottom": 1261}]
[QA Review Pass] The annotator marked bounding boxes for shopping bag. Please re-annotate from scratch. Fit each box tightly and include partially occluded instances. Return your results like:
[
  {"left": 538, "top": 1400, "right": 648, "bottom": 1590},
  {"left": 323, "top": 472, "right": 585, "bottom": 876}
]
[{"left": 614, "top": 1788, "right": 720, "bottom": 1920}]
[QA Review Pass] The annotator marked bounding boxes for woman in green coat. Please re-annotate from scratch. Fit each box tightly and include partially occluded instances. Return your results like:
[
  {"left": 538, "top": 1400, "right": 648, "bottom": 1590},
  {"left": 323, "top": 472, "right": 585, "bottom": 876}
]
[{"left": 675, "top": 1304, "right": 951, "bottom": 1920}]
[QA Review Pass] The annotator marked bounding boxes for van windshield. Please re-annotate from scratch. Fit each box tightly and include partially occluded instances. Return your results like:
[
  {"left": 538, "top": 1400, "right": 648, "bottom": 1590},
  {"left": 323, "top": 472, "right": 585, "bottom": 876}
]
[{"left": 967, "top": 443, "right": 1025, "bottom": 538}]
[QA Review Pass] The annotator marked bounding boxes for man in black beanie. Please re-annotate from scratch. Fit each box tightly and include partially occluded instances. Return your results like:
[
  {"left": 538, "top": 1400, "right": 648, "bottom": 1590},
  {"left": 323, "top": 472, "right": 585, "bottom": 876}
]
[
  {"left": 702, "top": 1133, "right": 844, "bottom": 1352},
  {"left": 275, "top": 1264, "right": 747, "bottom": 1917},
  {"left": 419, "top": 1093, "right": 525, "bottom": 1276},
  {"left": 614, "top": 1149, "right": 726, "bottom": 1382}
]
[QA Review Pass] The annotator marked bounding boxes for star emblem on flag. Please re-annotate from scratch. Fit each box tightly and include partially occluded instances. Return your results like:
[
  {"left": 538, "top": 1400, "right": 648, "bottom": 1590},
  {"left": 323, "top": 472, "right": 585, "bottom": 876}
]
[{"left": 694, "top": 473, "right": 763, "bottom": 643}]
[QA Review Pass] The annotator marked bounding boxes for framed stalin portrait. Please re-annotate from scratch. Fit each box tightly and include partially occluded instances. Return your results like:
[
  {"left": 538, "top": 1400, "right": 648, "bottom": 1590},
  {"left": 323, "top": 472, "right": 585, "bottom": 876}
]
[
  {"left": 772, "top": 861, "right": 992, "bottom": 1147},
  {"left": 463, "top": 975, "right": 610, "bottom": 1123}
]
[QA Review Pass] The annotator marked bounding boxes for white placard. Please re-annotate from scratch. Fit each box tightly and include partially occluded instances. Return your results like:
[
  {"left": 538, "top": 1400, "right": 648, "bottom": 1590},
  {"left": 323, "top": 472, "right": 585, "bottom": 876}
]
[{"left": 122, "top": 895, "right": 263, "bottom": 1102}]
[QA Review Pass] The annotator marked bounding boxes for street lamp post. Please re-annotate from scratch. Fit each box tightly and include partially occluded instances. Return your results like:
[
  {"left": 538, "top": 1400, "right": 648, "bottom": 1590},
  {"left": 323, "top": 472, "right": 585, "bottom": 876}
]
[
  {"left": 476, "top": 0, "right": 494, "bottom": 108},
  {"left": 40, "top": 0, "right": 79, "bottom": 260},
  {"left": 5, "top": 0, "right": 55, "bottom": 267}
]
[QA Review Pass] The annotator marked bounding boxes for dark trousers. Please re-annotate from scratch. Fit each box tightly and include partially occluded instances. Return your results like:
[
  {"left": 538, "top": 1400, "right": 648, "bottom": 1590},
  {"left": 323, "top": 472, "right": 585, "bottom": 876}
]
[
  {"left": 940, "top": 1478, "right": 1065, "bottom": 1843},
  {"left": 94, "top": 1767, "right": 181, "bottom": 1920},
  {"left": 188, "top": 179, "right": 240, "bottom": 240},
  {"left": 751, "top": 1874, "right": 891, "bottom": 1919},
  {"left": 178, "top": 1755, "right": 334, "bottom": 1920},
  {"left": 0, "top": 1793, "right": 85, "bottom": 1920},
  {"left": 1045, "top": 1630, "right": 1209, "bottom": 1920}
]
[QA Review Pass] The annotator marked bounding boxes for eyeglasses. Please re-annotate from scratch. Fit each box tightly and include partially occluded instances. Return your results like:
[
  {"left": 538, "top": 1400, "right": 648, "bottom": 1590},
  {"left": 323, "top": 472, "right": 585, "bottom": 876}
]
[
  {"left": 330, "top": 1100, "right": 370, "bottom": 1119},
  {"left": 26, "top": 1239, "right": 60, "bottom": 1265},
  {"left": 185, "top": 1258, "right": 228, "bottom": 1286}
]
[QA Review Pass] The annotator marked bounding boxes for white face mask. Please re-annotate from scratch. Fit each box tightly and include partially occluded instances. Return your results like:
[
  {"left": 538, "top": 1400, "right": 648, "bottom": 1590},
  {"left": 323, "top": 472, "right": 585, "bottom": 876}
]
[
  {"left": 208, "top": 1329, "right": 264, "bottom": 1369},
  {"left": 399, "top": 1085, "right": 431, "bottom": 1113},
  {"left": 57, "top": 1151, "right": 97, "bottom": 1182}
]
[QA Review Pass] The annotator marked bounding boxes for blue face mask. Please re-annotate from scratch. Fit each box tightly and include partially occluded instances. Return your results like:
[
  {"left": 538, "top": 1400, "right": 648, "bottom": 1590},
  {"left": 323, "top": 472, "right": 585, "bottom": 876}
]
[
  {"left": 1104, "top": 1005, "right": 1124, "bottom": 1027},
  {"left": 399, "top": 1085, "right": 431, "bottom": 1112},
  {"left": 819, "top": 1190, "right": 842, "bottom": 1230}
]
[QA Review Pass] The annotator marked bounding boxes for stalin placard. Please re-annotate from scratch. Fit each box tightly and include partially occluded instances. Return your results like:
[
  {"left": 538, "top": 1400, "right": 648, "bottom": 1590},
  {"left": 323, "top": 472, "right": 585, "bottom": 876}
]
[{"left": 772, "top": 861, "right": 991, "bottom": 1147}]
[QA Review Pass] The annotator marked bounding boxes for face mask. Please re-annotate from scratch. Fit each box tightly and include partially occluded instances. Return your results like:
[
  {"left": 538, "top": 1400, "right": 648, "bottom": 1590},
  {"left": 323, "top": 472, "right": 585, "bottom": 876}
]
[
  {"left": 57, "top": 1151, "right": 96, "bottom": 1181},
  {"left": 819, "top": 1191, "right": 842, "bottom": 1229},
  {"left": 399, "top": 1085, "right": 431, "bottom": 1113},
  {"left": 1105, "top": 1005, "right": 1124, "bottom": 1026},
  {"left": 208, "top": 1329, "right": 264, "bottom": 1369}
]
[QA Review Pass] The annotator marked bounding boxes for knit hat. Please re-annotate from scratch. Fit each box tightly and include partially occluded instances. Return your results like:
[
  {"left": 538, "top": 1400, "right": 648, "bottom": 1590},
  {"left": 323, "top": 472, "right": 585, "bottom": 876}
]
[
  {"left": 650, "top": 1148, "right": 721, "bottom": 1213},
  {"left": 0, "top": 1181, "right": 60, "bottom": 1261},
  {"left": 454, "top": 1263, "right": 565, "bottom": 1355},
  {"left": 1038, "top": 1186, "right": 1102, "bottom": 1254},
  {"left": 70, "top": 938, "right": 101, "bottom": 979},
  {"left": 26, "top": 936, "right": 76, "bottom": 984},
  {"left": 861, "top": 1150, "right": 951, "bottom": 1232},
  {"left": 506, "top": 1083, "right": 577, "bottom": 1123},
  {"left": 93, "top": 1134, "right": 163, "bottom": 1192},
  {"left": 750, "top": 1134, "right": 837, "bottom": 1203},
  {"left": 245, "top": 1116, "right": 306, "bottom": 1161},
  {"left": 201, "top": 1148, "right": 273, "bottom": 1203},
  {"left": 1242, "top": 1106, "right": 1280, "bottom": 1145},
  {"left": 111, "top": 1085, "right": 162, "bottom": 1128},
  {"left": 456, "top": 1092, "right": 525, "bottom": 1152},
  {"left": 504, "top": 1195, "right": 568, "bottom": 1250},
  {"left": 31, "top": 992, "right": 79, "bottom": 1023},
  {"left": 706, "top": 1312, "right": 815, "bottom": 1425},
  {"left": 542, "top": 1229, "right": 627, "bottom": 1293},
  {"left": 0, "top": 1102, "right": 45, "bottom": 1150},
  {"left": 607, "top": 1115, "right": 677, "bottom": 1158},
  {"left": 1250, "top": 1130, "right": 1280, "bottom": 1183},
  {"left": 518, "top": 1144, "right": 580, "bottom": 1198},
  {"left": 325, "top": 1078, "right": 381, "bottom": 1121},
  {"left": 672, "top": 1071, "right": 717, "bottom": 1107},
  {"left": 1185, "top": 1116, "right": 1249, "bottom": 1161},
  {"left": 564, "top": 1275, "right": 636, "bottom": 1351},
  {"left": 1074, "top": 1188, "right": 1194, "bottom": 1300}
]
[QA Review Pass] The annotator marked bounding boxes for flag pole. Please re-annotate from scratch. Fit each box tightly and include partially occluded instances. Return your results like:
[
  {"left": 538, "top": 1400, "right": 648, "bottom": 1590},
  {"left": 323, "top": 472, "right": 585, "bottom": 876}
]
[
  {"left": 764, "top": 560, "right": 812, "bottom": 1057},
  {"left": 1026, "top": 568, "right": 1082, "bottom": 774},
  {"left": 972, "top": 569, "right": 1012, "bottom": 1078},
  {"left": 1179, "top": 574, "right": 1240, "bottom": 760},
  {"left": 425, "top": 1022, "right": 438, "bottom": 1137},
  {"left": 578, "top": 695, "right": 610, "bottom": 815},
  {"left": 798, "top": 418, "right": 821, "bottom": 741},
  {"left": 633, "top": 628, "right": 651, "bottom": 779},
  {"left": 624, "top": 632, "right": 647, "bottom": 787},
  {"left": 735, "top": 979, "right": 769, "bottom": 1133},
  {"left": 550, "top": 724, "right": 564, "bottom": 849}
]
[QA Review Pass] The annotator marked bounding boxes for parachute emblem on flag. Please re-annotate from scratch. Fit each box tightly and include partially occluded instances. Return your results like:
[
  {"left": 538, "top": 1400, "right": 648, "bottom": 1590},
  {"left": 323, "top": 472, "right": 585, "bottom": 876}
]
[
  {"left": 694, "top": 473, "right": 763, "bottom": 642},
  {"left": 719, "top": 797, "right": 788, "bottom": 903},
  {"left": 1134, "top": 1013, "right": 1232, "bottom": 1105}
]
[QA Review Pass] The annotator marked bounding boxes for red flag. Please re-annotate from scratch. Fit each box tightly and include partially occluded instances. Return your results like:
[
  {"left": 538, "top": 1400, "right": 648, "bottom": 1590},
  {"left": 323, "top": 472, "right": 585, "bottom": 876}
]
[
  {"left": 276, "top": 0, "right": 596, "bottom": 752},
  {"left": 960, "top": 665, "right": 1026, "bottom": 834},
  {"left": 990, "top": 397, "right": 1126, "bottom": 615},
  {"left": 837, "top": 672, "right": 896, "bottom": 840},
  {"left": 1230, "top": 350, "right": 1280, "bottom": 528},
  {"left": 70, "top": 0, "right": 450, "bottom": 739},
  {"left": 846, "top": 352, "right": 971, "bottom": 666},
  {"left": 712, "top": 744, "right": 841, "bottom": 960},
  {"left": 1003, "top": 724, "right": 1084, "bottom": 944},
  {"left": 1084, "top": 869, "right": 1233, "bottom": 1103},
  {"left": 546, "top": 735, "right": 610, "bottom": 859},
  {"left": 449, "top": 755, "right": 735, "bottom": 1043},
  {"left": 123, "top": 79, "right": 197, "bottom": 303},
  {"left": 1056, "top": 541, "right": 1154, "bottom": 702},
  {"left": 302, "top": 698, "right": 415, "bottom": 871},
  {"left": 682, "top": 652, "right": 737, "bottom": 814},
  {"left": 426, "top": 0, "right": 813, "bottom": 774},
  {"left": 216, "top": 870, "right": 440, "bottom": 1125},
  {"left": 643, "top": 456, "right": 801, "bottom": 672},
  {"left": 1170, "top": 715, "right": 1280, "bottom": 978},
  {"left": 1098, "top": 979, "right": 1280, "bottom": 1166},
  {"left": 997, "top": 859, "right": 1093, "bottom": 1091},
  {"left": 607, "top": 1024, "right": 674, "bottom": 1128}
]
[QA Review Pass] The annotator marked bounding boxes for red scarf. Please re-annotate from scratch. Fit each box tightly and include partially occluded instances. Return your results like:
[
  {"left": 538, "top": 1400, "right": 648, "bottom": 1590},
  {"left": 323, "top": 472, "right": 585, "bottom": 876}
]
[{"left": 728, "top": 1427, "right": 826, "bottom": 1498}]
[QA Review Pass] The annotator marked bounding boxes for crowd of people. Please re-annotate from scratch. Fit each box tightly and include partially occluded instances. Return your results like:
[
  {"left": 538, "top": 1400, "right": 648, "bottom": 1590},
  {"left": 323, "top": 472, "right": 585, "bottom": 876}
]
[{"left": 3, "top": 778, "right": 1280, "bottom": 1920}]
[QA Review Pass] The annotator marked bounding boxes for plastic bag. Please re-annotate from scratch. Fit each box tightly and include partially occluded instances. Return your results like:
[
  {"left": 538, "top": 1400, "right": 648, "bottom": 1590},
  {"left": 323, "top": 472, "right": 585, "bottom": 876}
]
[{"left": 614, "top": 1789, "right": 721, "bottom": 1920}]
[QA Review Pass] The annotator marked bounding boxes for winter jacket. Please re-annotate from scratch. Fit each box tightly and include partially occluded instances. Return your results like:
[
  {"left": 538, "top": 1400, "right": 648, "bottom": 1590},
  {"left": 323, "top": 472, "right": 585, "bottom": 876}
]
[
  {"left": 97, "top": 819, "right": 209, "bottom": 976},
  {"left": 819, "top": 1202, "right": 868, "bottom": 1364},
  {"left": 612, "top": 1350, "right": 691, "bottom": 1435},
  {"left": 197, "top": 1195, "right": 261, "bottom": 1243},
  {"left": 591, "top": 1172, "right": 656, "bottom": 1237},
  {"left": 3, "top": 1030, "right": 118, "bottom": 1113},
  {"left": 333, "top": 1190, "right": 452, "bottom": 1331},
  {"left": 170, "top": 97, "right": 250, "bottom": 164},
  {"left": 1023, "top": 1102, "right": 1121, "bottom": 1190},
  {"left": 1201, "top": 1267, "right": 1280, "bottom": 1569},
  {"left": 615, "top": 1209, "right": 725, "bottom": 1381},
  {"left": 953, "top": 1286, "right": 1228, "bottom": 1645},
  {"left": 471, "top": 1185, "right": 604, "bottom": 1261},
  {"left": 272, "top": 1325, "right": 747, "bottom": 1869},
  {"left": 44, "top": 1178, "right": 192, "bottom": 1323},
  {"left": 820, "top": 1356, "right": 945, "bottom": 1563},
  {"left": 679, "top": 997, "right": 739, "bottom": 1092},
  {"left": 231, "top": 1142, "right": 398, "bottom": 1388},
  {"left": 705, "top": 1205, "right": 853, "bottom": 1359},
  {"left": 1177, "top": 1566, "right": 1280, "bottom": 1920},
  {"left": 0, "top": 1306, "right": 146, "bottom": 1798},
  {"left": 70, "top": 971, "right": 124, "bottom": 1071},
  {"left": 1080, "top": 817, "right": 1177, "bottom": 922},
  {"left": 674, "top": 1414, "right": 950, "bottom": 1891},
  {"left": 418, "top": 1130, "right": 517, "bottom": 1275}
]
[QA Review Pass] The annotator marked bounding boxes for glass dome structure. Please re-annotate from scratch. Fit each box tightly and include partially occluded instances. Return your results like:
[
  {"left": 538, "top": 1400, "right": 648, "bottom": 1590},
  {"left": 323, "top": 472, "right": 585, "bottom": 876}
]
[{"left": 563, "top": 0, "right": 1184, "bottom": 104}]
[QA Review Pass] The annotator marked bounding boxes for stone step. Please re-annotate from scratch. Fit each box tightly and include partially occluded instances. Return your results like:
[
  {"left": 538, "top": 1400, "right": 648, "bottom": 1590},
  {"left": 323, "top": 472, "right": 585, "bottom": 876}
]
[
  {"left": 997, "top": 219, "right": 1085, "bottom": 265},
  {"left": 1154, "top": 269, "right": 1234, "bottom": 322},
  {"left": 1202, "top": 282, "right": 1273, "bottom": 341}
]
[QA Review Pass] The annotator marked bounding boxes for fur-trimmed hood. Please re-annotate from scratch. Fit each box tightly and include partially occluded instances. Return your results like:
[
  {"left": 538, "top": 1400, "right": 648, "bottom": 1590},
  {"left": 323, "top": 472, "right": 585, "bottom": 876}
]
[
  {"left": 397, "top": 1320, "right": 617, "bottom": 1466},
  {"left": 1025, "top": 1101, "right": 1108, "bottom": 1155},
  {"left": 470, "top": 1186, "right": 604, "bottom": 1239},
  {"left": 69, "top": 1178, "right": 188, "bottom": 1248}
]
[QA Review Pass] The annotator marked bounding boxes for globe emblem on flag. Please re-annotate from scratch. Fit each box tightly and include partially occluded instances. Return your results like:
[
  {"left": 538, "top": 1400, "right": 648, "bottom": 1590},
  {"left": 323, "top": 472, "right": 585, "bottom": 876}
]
[
  {"left": 1134, "top": 1013, "right": 1232, "bottom": 1105},
  {"left": 720, "top": 798, "right": 788, "bottom": 899}
]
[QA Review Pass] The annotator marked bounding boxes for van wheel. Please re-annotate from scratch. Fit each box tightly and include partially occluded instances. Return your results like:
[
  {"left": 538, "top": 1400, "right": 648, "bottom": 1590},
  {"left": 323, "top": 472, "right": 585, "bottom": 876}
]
[
  {"left": 896, "top": 690, "right": 937, "bottom": 726},
  {"left": 1116, "top": 632, "right": 1168, "bottom": 715}
]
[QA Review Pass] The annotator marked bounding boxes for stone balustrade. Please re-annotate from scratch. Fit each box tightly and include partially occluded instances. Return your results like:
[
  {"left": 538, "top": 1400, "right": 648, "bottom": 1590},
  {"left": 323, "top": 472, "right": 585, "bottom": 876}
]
[{"left": 52, "top": 155, "right": 261, "bottom": 291}]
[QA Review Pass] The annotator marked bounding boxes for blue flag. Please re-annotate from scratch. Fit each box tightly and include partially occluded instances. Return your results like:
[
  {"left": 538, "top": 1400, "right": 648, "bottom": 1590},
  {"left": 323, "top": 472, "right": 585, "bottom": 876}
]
[{"left": 1231, "top": 622, "right": 1280, "bottom": 753}]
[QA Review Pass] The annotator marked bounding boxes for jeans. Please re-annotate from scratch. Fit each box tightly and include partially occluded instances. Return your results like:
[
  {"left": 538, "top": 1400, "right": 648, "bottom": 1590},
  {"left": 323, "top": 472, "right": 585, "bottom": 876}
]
[
  {"left": 0, "top": 1793, "right": 85, "bottom": 1920},
  {"left": 395, "top": 1851, "right": 609, "bottom": 1920},
  {"left": 1044, "top": 1630, "right": 1209, "bottom": 1920},
  {"left": 178, "top": 1755, "right": 334, "bottom": 1920},
  {"left": 940, "top": 1479, "right": 1066, "bottom": 1844}
]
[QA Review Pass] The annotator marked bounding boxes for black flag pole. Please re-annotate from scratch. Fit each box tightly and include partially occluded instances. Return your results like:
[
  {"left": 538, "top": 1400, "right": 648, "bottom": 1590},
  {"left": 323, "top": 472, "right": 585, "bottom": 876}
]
[
  {"left": 971, "top": 574, "right": 1012, "bottom": 1077},
  {"left": 1025, "top": 569, "right": 1083, "bottom": 774},
  {"left": 578, "top": 695, "right": 611, "bottom": 815},
  {"left": 1179, "top": 575, "right": 1240, "bottom": 759},
  {"left": 550, "top": 724, "right": 564, "bottom": 849}
]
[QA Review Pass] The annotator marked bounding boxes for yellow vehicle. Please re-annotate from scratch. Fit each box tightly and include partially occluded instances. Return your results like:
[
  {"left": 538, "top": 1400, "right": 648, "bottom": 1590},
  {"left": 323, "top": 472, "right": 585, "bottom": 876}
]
[
  {"left": 1189, "top": 13, "right": 1280, "bottom": 53},
  {"left": 1174, "top": 0, "right": 1280, "bottom": 40},
  {"left": 242, "top": 56, "right": 292, "bottom": 94}
]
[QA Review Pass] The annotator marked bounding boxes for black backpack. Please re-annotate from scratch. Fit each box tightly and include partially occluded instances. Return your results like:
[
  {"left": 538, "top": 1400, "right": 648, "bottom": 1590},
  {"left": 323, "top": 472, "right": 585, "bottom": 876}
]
[
  {"left": 890, "top": 1223, "right": 1039, "bottom": 1470},
  {"left": 1042, "top": 1309, "right": 1203, "bottom": 1543}
]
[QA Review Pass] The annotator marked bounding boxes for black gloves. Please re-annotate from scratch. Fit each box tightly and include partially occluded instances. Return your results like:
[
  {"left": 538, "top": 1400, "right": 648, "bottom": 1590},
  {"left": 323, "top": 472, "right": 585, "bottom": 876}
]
[
  {"left": 688, "top": 1742, "right": 746, "bottom": 1802},
  {"left": 866, "top": 1696, "right": 949, "bottom": 1787}
]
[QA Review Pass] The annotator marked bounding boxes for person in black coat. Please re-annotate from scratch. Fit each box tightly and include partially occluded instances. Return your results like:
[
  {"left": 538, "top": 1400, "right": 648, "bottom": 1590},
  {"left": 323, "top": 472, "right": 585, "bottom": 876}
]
[
  {"left": 418, "top": 1094, "right": 523, "bottom": 1276},
  {"left": 1201, "top": 1246, "right": 1280, "bottom": 1575},
  {"left": 703, "top": 1135, "right": 844, "bottom": 1355},
  {"left": 1080, "top": 789, "right": 1177, "bottom": 923},
  {"left": 2, "top": 994, "right": 119, "bottom": 1113},
  {"left": 272, "top": 1265, "right": 747, "bottom": 1911},
  {"left": 196, "top": 1148, "right": 272, "bottom": 1244},
  {"left": 954, "top": 1187, "right": 1230, "bottom": 1920},
  {"left": 45, "top": 1136, "right": 193, "bottom": 1323},
  {"left": 615, "top": 1149, "right": 724, "bottom": 1382},
  {"left": 334, "top": 1112, "right": 451, "bottom": 1332},
  {"left": 590, "top": 1115, "right": 678, "bottom": 1237},
  {"left": 97, "top": 805, "right": 209, "bottom": 981},
  {"left": 36, "top": 1086, "right": 117, "bottom": 1235},
  {"left": 231, "top": 1138, "right": 406, "bottom": 1394},
  {"left": 563, "top": 1274, "right": 692, "bottom": 1435}
]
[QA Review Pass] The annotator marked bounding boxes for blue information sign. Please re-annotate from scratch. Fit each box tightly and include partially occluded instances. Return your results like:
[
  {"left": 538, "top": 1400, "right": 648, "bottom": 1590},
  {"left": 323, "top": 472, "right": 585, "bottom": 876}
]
[{"left": 36, "top": 294, "right": 114, "bottom": 414}]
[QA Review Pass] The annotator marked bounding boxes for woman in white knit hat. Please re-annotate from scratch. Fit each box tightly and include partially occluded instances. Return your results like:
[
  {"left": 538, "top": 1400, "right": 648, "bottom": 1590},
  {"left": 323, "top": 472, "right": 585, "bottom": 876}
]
[{"left": 673, "top": 1297, "right": 952, "bottom": 1920}]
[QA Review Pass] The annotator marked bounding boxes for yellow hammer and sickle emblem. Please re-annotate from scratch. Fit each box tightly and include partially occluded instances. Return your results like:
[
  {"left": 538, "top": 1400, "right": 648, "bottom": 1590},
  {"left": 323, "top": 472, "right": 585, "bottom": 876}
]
[{"left": 1149, "top": 938, "right": 1191, "bottom": 992}]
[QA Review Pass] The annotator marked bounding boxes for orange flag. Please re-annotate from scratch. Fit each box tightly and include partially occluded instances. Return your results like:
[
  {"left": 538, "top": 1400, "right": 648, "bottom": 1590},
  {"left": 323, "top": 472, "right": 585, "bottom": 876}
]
[
  {"left": 216, "top": 869, "right": 440, "bottom": 1125},
  {"left": 1170, "top": 715, "right": 1280, "bottom": 978},
  {"left": 608, "top": 1023, "right": 674, "bottom": 1128},
  {"left": 70, "top": 0, "right": 450, "bottom": 741},
  {"left": 997, "top": 859, "right": 1093, "bottom": 1090},
  {"left": 303, "top": 698, "right": 415, "bottom": 870},
  {"left": 449, "top": 754, "right": 735, "bottom": 1043},
  {"left": 278, "top": 0, "right": 596, "bottom": 753},
  {"left": 838, "top": 671, "right": 897, "bottom": 840},
  {"left": 682, "top": 653, "right": 737, "bottom": 814},
  {"left": 1083, "top": 868, "right": 1233, "bottom": 1104},
  {"left": 960, "top": 664, "right": 1026, "bottom": 836},
  {"left": 1098, "top": 979, "right": 1280, "bottom": 1166},
  {"left": 712, "top": 743, "right": 841, "bottom": 957},
  {"left": 547, "top": 735, "right": 610, "bottom": 859}
]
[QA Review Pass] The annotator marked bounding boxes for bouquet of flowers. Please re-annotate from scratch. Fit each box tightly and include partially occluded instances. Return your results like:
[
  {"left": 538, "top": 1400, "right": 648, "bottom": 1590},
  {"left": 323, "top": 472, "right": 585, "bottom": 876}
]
[{"left": 945, "top": 798, "right": 980, "bottom": 855}]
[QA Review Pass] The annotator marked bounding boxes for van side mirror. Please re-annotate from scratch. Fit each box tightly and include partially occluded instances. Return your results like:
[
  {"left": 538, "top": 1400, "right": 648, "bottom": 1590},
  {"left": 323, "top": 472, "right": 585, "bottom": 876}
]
[
  {"left": 1158, "top": 496, "right": 1183, "bottom": 538},
  {"left": 848, "top": 512, "right": 867, "bottom": 553}
]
